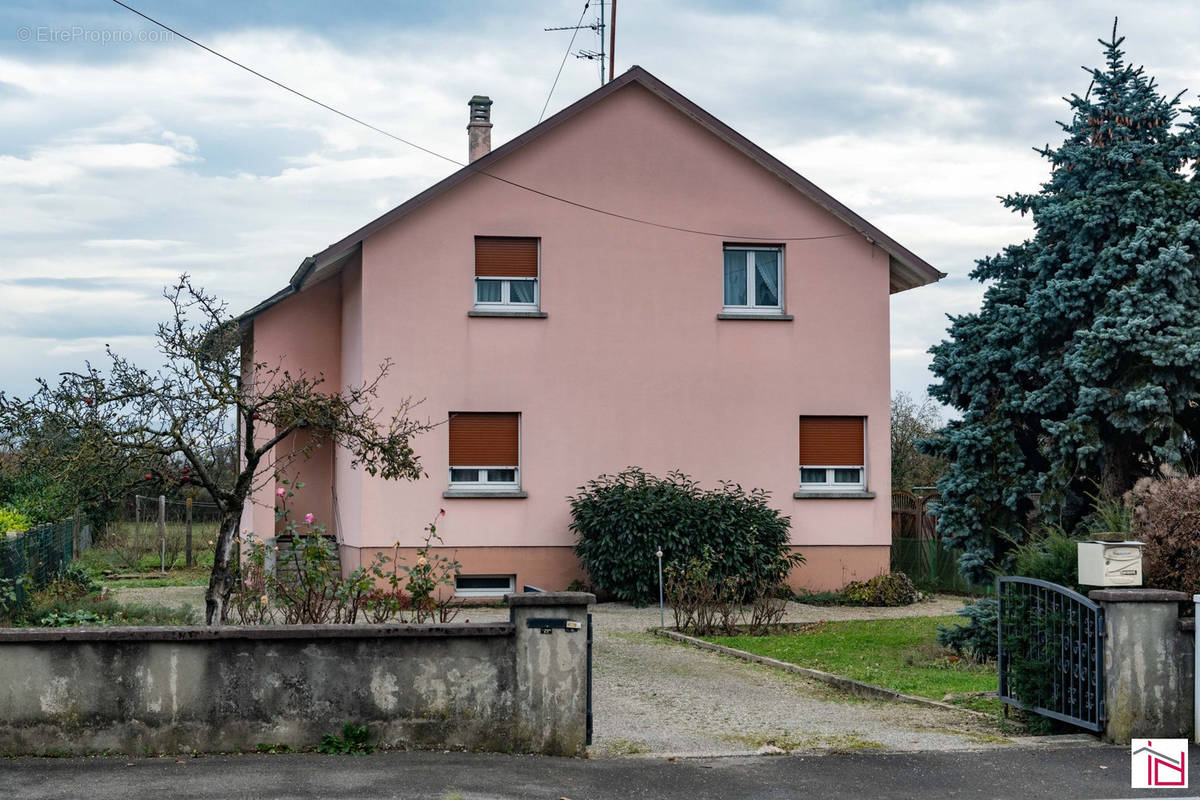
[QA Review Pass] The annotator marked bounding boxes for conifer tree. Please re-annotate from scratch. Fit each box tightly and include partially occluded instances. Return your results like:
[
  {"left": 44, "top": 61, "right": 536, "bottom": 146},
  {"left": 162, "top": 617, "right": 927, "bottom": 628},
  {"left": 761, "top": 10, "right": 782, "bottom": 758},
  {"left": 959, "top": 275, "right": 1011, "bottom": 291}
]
[{"left": 927, "top": 23, "right": 1200, "bottom": 581}]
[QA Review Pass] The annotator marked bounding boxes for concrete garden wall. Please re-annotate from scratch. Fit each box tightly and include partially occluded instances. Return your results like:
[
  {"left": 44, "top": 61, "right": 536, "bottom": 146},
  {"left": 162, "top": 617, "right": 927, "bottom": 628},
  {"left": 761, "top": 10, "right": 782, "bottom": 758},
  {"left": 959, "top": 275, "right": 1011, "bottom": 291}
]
[{"left": 0, "top": 592, "right": 592, "bottom": 756}]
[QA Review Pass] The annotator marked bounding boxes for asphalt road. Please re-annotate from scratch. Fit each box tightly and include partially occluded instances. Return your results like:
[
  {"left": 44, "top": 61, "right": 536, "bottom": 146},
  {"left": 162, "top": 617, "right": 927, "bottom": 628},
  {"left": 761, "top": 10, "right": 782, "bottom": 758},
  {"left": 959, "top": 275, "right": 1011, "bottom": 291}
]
[{"left": 2, "top": 745, "right": 1197, "bottom": 800}]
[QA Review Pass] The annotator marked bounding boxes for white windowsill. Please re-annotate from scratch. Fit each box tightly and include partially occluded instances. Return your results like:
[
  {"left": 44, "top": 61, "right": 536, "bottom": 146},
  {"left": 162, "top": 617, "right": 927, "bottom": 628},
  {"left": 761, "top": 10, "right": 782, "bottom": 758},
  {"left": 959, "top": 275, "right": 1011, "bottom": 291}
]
[
  {"left": 443, "top": 489, "right": 528, "bottom": 499},
  {"left": 468, "top": 309, "right": 547, "bottom": 318},
  {"left": 793, "top": 490, "right": 876, "bottom": 499}
]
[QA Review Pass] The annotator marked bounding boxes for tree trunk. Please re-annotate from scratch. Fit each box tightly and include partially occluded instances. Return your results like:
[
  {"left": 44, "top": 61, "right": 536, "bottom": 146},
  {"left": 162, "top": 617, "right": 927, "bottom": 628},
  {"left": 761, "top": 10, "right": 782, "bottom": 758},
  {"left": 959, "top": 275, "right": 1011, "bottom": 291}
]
[
  {"left": 205, "top": 507, "right": 243, "bottom": 625},
  {"left": 1100, "top": 437, "right": 1137, "bottom": 502}
]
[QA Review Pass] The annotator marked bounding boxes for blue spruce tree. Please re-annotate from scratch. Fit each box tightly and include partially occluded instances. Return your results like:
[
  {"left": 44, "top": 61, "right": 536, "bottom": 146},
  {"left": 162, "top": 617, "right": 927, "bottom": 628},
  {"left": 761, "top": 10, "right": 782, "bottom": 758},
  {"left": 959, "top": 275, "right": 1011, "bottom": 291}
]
[{"left": 927, "top": 23, "right": 1200, "bottom": 582}]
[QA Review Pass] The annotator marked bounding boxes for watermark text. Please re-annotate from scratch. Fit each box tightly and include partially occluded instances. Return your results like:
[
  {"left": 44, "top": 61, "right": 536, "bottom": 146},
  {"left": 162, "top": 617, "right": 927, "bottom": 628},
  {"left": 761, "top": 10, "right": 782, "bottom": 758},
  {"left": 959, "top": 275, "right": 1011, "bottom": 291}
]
[{"left": 16, "top": 26, "right": 174, "bottom": 44}]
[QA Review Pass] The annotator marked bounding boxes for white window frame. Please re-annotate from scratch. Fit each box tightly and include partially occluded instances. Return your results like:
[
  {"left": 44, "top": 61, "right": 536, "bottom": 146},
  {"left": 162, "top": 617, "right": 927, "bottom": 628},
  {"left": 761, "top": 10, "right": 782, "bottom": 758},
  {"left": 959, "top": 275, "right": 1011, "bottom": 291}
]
[
  {"left": 474, "top": 277, "right": 539, "bottom": 309},
  {"left": 798, "top": 465, "right": 866, "bottom": 491},
  {"left": 447, "top": 466, "right": 521, "bottom": 491},
  {"left": 454, "top": 574, "right": 516, "bottom": 598},
  {"left": 722, "top": 245, "right": 784, "bottom": 314}
]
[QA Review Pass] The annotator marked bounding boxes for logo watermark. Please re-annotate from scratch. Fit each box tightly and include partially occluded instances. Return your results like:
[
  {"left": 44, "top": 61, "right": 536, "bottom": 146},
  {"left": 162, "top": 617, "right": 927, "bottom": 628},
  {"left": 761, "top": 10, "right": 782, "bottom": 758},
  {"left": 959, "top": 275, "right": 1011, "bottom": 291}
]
[
  {"left": 1132, "top": 739, "right": 1188, "bottom": 788},
  {"left": 15, "top": 26, "right": 174, "bottom": 44}
]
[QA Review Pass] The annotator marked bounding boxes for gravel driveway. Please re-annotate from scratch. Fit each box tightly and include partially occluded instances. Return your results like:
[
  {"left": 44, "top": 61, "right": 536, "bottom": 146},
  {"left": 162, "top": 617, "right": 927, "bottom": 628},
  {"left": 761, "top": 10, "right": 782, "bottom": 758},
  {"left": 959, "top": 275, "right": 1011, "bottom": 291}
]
[
  {"left": 108, "top": 587, "right": 1008, "bottom": 757},
  {"left": 586, "top": 597, "right": 1016, "bottom": 758}
]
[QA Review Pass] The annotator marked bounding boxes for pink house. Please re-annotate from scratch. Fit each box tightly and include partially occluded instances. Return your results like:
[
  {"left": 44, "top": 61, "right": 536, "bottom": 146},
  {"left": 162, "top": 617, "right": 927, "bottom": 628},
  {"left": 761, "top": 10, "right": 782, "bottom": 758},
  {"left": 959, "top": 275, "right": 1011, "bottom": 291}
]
[{"left": 240, "top": 67, "right": 942, "bottom": 594}]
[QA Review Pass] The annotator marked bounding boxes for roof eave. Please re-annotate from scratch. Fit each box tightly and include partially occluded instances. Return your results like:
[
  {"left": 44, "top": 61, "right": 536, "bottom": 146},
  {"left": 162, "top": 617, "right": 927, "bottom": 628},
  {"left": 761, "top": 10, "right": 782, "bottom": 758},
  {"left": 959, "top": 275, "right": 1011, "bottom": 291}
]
[
  {"left": 237, "top": 285, "right": 295, "bottom": 326},
  {"left": 888, "top": 255, "right": 947, "bottom": 294}
]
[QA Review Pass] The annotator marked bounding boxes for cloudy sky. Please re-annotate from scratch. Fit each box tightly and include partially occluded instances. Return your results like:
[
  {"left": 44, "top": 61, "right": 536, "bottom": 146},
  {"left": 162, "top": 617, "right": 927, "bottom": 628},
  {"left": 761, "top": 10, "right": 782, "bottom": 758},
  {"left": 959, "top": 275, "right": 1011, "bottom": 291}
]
[{"left": 1, "top": 0, "right": 1195, "bottom": 404}]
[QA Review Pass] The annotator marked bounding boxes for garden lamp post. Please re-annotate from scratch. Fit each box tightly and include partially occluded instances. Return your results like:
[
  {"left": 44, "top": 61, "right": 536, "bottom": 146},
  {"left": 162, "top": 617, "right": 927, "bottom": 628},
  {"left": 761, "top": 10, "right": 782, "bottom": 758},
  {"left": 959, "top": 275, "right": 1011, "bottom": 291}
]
[{"left": 656, "top": 547, "right": 664, "bottom": 628}]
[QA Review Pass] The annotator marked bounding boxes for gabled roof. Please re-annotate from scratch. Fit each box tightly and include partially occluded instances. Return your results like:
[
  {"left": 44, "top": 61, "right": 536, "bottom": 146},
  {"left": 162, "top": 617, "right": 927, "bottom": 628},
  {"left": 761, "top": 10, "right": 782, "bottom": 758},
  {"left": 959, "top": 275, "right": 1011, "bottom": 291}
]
[{"left": 242, "top": 66, "right": 943, "bottom": 321}]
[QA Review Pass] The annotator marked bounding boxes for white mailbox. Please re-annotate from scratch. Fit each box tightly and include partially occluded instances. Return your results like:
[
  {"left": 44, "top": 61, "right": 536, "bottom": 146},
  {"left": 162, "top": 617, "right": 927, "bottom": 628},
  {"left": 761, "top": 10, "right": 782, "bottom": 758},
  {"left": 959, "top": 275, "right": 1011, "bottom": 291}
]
[{"left": 1077, "top": 540, "right": 1144, "bottom": 587}]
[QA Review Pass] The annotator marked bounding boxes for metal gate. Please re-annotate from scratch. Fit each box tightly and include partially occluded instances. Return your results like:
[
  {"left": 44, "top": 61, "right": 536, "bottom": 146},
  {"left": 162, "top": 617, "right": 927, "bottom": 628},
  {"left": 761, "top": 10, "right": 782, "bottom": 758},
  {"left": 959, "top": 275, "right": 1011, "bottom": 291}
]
[{"left": 997, "top": 576, "right": 1105, "bottom": 731}]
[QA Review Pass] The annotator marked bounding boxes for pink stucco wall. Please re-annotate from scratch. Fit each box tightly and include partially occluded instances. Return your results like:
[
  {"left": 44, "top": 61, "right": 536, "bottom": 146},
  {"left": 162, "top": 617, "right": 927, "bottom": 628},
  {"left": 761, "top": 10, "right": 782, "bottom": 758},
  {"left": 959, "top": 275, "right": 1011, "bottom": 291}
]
[
  {"left": 249, "top": 81, "right": 894, "bottom": 589},
  {"left": 365, "top": 82, "right": 889, "bottom": 578},
  {"left": 245, "top": 275, "right": 342, "bottom": 538},
  {"left": 334, "top": 256, "right": 364, "bottom": 546}
]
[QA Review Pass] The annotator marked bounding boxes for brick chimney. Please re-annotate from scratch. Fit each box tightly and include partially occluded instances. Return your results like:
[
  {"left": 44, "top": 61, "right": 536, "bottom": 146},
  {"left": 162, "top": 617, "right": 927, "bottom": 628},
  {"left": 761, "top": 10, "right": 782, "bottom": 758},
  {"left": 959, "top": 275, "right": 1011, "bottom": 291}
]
[{"left": 467, "top": 95, "right": 493, "bottom": 163}]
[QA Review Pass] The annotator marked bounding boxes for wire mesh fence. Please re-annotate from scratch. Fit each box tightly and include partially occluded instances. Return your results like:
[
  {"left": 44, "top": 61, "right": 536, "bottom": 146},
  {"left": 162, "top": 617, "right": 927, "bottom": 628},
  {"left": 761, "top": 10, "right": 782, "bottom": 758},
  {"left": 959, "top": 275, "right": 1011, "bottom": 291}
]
[{"left": 0, "top": 518, "right": 88, "bottom": 610}]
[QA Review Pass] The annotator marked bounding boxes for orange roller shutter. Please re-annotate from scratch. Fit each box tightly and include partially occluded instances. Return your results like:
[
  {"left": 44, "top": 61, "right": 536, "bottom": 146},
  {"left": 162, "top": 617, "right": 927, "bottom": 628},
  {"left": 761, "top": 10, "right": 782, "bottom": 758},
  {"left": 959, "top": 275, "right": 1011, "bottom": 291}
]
[
  {"left": 449, "top": 413, "right": 519, "bottom": 466},
  {"left": 475, "top": 237, "right": 538, "bottom": 278},
  {"left": 798, "top": 416, "right": 864, "bottom": 465}
]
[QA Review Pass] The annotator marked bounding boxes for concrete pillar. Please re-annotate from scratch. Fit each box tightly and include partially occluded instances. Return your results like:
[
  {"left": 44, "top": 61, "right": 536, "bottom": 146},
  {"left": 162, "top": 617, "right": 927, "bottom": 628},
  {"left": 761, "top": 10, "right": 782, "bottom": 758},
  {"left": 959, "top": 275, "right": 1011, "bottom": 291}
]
[
  {"left": 1090, "top": 588, "right": 1193, "bottom": 743},
  {"left": 507, "top": 591, "right": 594, "bottom": 756}
]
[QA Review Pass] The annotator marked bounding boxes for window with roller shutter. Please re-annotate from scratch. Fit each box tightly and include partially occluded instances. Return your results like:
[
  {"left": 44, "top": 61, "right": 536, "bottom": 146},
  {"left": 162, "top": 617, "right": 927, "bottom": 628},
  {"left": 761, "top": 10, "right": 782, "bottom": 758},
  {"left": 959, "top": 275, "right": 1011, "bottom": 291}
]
[
  {"left": 474, "top": 237, "right": 539, "bottom": 309},
  {"left": 798, "top": 416, "right": 866, "bottom": 490},
  {"left": 448, "top": 412, "right": 520, "bottom": 490}
]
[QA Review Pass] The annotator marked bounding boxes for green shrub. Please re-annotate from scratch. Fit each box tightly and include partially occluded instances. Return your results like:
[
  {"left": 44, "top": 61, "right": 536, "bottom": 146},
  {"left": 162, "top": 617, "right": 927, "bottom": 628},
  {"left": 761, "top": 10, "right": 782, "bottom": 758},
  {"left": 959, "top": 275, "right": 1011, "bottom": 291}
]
[
  {"left": 569, "top": 468, "right": 800, "bottom": 604},
  {"left": 1007, "top": 525, "right": 1084, "bottom": 590},
  {"left": 841, "top": 572, "right": 920, "bottom": 606},
  {"left": 936, "top": 597, "right": 998, "bottom": 662},
  {"left": 0, "top": 472, "right": 72, "bottom": 527},
  {"left": 0, "top": 576, "right": 30, "bottom": 622},
  {"left": 25, "top": 595, "right": 196, "bottom": 627},
  {"left": 49, "top": 563, "right": 100, "bottom": 598},
  {"left": 317, "top": 723, "right": 374, "bottom": 755},
  {"left": 38, "top": 609, "right": 106, "bottom": 627},
  {"left": 0, "top": 506, "right": 31, "bottom": 535},
  {"left": 1086, "top": 489, "right": 1132, "bottom": 534}
]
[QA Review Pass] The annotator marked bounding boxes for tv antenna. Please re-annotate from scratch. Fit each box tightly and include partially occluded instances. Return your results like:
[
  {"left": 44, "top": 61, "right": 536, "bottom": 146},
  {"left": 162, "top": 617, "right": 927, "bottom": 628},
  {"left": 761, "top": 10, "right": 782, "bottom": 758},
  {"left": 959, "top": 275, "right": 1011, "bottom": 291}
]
[{"left": 545, "top": 0, "right": 616, "bottom": 86}]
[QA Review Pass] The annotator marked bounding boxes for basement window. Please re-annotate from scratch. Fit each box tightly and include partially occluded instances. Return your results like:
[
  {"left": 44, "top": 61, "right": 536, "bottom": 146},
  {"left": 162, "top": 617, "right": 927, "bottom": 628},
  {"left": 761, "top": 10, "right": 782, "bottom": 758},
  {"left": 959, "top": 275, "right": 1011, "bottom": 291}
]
[{"left": 455, "top": 574, "right": 516, "bottom": 597}]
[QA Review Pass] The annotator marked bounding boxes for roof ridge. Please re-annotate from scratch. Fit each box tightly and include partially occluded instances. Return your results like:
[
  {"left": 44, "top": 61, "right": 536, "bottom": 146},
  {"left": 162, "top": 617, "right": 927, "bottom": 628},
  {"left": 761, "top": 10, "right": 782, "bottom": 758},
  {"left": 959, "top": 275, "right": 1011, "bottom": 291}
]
[{"left": 243, "top": 66, "right": 940, "bottom": 321}]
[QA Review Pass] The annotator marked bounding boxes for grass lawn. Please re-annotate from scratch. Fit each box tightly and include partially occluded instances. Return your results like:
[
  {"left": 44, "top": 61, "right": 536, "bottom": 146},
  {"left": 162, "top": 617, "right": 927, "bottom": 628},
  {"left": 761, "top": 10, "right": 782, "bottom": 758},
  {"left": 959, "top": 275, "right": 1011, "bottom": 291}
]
[
  {"left": 706, "top": 616, "right": 999, "bottom": 714},
  {"left": 78, "top": 520, "right": 216, "bottom": 588}
]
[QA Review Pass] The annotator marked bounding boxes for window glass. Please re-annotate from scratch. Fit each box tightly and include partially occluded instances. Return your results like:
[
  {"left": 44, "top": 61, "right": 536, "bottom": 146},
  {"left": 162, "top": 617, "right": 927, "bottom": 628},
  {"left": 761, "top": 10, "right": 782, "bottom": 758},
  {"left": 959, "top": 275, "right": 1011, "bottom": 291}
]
[
  {"left": 834, "top": 468, "right": 863, "bottom": 484},
  {"left": 456, "top": 575, "right": 514, "bottom": 591},
  {"left": 508, "top": 280, "right": 536, "bottom": 304},
  {"left": 450, "top": 468, "right": 480, "bottom": 483},
  {"left": 723, "top": 250, "right": 747, "bottom": 306},
  {"left": 488, "top": 468, "right": 517, "bottom": 483},
  {"left": 800, "top": 468, "right": 828, "bottom": 484},
  {"left": 754, "top": 251, "right": 780, "bottom": 307},
  {"left": 476, "top": 280, "right": 502, "bottom": 303}
]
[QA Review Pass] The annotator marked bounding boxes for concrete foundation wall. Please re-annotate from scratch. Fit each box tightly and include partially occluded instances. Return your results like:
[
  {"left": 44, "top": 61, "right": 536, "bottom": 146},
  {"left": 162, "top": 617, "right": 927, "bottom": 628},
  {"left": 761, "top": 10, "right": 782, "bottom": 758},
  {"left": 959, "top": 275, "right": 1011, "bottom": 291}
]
[
  {"left": 0, "top": 592, "right": 593, "bottom": 756},
  {"left": 339, "top": 544, "right": 889, "bottom": 595}
]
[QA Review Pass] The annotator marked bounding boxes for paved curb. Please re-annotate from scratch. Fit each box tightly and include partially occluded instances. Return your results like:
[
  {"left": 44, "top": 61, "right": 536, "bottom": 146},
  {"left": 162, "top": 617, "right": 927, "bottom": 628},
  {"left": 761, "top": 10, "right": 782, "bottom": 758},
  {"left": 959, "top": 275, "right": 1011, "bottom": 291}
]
[{"left": 651, "top": 628, "right": 994, "bottom": 720}]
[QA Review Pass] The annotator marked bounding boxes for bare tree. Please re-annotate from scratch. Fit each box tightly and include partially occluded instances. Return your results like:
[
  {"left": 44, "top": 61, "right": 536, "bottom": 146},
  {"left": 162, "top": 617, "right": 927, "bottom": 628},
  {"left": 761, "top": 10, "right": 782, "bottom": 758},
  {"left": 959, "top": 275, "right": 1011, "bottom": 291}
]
[
  {"left": 0, "top": 276, "right": 432, "bottom": 623},
  {"left": 891, "top": 391, "right": 946, "bottom": 493}
]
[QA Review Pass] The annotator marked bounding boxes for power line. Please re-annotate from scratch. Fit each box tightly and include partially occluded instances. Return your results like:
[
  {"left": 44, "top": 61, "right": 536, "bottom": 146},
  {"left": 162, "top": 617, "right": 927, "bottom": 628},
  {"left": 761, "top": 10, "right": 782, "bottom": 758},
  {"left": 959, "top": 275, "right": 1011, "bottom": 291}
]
[
  {"left": 109, "top": 0, "right": 855, "bottom": 244},
  {"left": 540, "top": 1, "right": 589, "bottom": 124},
  {"left": 110, "top": 0, "right": 460, "bottom": 170}
]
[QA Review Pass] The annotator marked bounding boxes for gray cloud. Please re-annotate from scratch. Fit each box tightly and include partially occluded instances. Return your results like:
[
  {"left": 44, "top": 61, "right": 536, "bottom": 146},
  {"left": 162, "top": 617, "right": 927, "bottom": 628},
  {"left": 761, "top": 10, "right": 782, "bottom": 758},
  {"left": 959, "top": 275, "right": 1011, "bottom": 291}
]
[
  {"left": 0, "top": 1, "right": 1194, "bottom": 404},
  {"left": 4, "top": 276, "right": 157, "bottom": 293}
]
